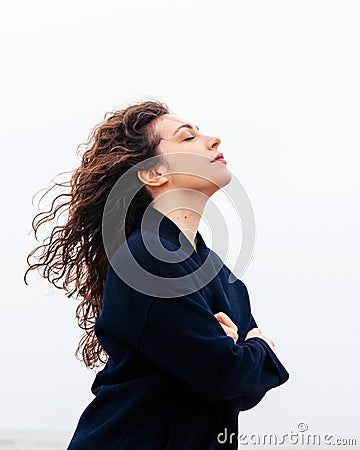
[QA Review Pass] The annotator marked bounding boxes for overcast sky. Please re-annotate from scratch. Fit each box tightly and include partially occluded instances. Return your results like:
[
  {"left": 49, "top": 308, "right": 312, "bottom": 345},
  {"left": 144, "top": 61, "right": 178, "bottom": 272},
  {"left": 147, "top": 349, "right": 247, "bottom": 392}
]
[{"left": 1, "top": 0, "right": 359, "bottom": 442}]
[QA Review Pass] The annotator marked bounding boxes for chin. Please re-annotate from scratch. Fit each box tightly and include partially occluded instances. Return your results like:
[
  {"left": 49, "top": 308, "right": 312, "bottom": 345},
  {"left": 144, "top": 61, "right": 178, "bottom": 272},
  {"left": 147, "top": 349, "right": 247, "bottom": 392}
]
[
  {"left": 205, "top": 173, "right": 232, "bottom": 197},
  {"left": 222, "top": 169, "right": 232, "bottom": 186},
  {"left": 215, "top": 168, "right": 232, "bottom": 189}
]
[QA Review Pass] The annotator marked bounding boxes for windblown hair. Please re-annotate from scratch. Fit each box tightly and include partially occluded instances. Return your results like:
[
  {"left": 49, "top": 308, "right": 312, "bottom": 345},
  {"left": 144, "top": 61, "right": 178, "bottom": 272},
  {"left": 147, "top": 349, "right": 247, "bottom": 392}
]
[{"left": 24, "top": 101, "right": 170, "bottom": 369}]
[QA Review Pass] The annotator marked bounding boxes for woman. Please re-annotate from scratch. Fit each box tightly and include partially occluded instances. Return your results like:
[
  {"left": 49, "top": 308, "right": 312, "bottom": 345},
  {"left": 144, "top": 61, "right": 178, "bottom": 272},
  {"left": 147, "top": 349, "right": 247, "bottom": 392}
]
[{"left": 25, "top": 101, "right": 289, "bottom": 450}]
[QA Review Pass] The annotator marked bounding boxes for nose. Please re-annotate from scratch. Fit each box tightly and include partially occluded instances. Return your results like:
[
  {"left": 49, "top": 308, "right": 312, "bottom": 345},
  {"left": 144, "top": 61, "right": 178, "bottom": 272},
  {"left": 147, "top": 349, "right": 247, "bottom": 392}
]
[{"left": 208, "top": 136, "right": 221, "bottom": 151}]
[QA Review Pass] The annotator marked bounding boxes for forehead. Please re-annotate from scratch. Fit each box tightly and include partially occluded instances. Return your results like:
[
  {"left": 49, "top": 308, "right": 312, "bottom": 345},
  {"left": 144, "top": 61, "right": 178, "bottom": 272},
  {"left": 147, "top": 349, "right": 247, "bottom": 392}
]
[{"left": 154, "top": 114, "right": 193, "bottom": 135}]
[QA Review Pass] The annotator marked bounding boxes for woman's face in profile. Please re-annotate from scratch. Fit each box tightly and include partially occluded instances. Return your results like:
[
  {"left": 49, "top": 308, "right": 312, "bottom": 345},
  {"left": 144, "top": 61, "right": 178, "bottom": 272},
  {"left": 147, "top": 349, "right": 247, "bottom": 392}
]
[{"left": 153, "top": 114, "right": 232, "bottom": 197}]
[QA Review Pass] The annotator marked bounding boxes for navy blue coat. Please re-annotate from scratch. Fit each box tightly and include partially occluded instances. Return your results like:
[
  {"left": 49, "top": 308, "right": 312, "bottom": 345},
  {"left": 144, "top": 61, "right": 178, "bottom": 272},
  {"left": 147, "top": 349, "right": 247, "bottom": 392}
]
[{"left": 67, "top": 206, "right": 289, "bottom": 450}]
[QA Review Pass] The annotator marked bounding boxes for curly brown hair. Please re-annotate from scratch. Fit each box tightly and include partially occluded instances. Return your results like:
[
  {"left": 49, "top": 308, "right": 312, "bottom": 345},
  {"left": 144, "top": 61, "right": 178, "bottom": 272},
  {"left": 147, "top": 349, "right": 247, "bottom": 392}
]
[{"left": 24, "top": 100, "right": 170, "bottom": 369}]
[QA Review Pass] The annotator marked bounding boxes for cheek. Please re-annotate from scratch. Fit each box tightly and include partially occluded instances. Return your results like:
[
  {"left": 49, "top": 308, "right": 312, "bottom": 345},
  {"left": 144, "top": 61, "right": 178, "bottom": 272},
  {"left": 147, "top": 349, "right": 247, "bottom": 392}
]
[
  {"left": 168, "top": 156, "right": 209, "bottom": 184},
  {"left": 168, "top": 173, "right": 202, "bottom": 189}
]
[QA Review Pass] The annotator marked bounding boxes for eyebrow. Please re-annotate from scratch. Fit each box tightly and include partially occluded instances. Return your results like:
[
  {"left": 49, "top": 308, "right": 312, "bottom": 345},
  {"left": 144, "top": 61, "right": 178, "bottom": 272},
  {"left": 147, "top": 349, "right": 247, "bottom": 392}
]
[{"left": 172, "top": 123, "right": 200, "bottom": 136}]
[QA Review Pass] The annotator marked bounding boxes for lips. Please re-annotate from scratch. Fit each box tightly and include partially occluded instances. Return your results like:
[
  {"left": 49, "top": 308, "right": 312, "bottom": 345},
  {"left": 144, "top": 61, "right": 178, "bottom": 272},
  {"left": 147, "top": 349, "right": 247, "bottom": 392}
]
[{"left": 211, "top": 153, "right": 226, "bottom": 163}]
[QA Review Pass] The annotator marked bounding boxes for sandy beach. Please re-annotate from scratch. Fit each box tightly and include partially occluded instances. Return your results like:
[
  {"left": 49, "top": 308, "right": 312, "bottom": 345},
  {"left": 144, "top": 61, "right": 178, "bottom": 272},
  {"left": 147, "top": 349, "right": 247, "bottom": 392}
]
[{"left": 0, "top": 431, "right": 71, "bottom": 450}]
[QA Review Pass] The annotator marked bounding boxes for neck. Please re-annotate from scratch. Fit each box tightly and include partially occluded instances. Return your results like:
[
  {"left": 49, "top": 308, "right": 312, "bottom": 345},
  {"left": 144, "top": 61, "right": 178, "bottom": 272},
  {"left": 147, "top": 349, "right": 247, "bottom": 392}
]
[{"left": 151, "top": 189, "right": 208, "bottom": 247}]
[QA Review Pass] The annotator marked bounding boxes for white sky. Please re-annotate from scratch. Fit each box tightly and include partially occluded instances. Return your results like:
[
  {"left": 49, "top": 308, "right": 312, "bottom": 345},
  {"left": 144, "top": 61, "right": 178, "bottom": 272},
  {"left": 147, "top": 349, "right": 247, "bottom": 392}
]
[{"left": 1, "top": 0, "right": 359, "bottom": 442}]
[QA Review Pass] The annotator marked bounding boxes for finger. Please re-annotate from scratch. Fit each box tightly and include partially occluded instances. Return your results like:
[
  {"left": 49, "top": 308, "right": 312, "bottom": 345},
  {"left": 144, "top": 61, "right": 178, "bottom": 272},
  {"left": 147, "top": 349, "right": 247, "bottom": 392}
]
[
  {"left": 218, "top": 318, "right": 238, "bottom": 332},
  {"left": 248, "top": 327, "right": 261, "bottom": 334},
  {"left": 246, "top": 328, "right": 260, "bottom": 338},
  {"left": 219, "top": 322, "right": 232, "bottom": 335},
  {"left": 264, "top": 337, "right": 275, "bottom": 350},
  {"left": 220, "top": 323, "right": 238, "bottom": 342},
  {"left": 214, "top": 312, "right": 238, "bottom": 331}
]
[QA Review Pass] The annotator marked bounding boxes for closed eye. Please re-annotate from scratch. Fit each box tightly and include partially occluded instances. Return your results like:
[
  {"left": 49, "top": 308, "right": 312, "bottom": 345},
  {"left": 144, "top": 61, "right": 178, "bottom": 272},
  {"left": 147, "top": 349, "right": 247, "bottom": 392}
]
[{"left": 184, "top": 136, "right": 195, "bottom": 141}]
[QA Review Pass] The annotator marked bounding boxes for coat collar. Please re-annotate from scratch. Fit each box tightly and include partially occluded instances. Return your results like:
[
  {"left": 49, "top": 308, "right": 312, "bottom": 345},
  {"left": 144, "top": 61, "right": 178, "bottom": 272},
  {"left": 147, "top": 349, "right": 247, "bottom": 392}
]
[{"left": 135, "top": 205, "right": 208, "bottom": 255}]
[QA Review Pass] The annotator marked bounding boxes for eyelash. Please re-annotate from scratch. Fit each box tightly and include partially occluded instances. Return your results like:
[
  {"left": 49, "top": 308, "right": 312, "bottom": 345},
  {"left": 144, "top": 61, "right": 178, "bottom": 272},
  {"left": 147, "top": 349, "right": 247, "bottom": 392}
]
[{"left": 184, "top": 136, "right": 195, "bottom": 141}]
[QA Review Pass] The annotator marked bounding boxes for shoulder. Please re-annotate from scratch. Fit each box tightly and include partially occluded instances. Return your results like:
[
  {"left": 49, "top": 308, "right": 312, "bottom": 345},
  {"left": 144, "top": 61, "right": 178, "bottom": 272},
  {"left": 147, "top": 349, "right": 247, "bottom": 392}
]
[
  {"left": 107, "top": 229, "right": 199, "bottom": 299},
  {"left": 110, "top": 227, "right": 187, "bottom": 275},
  {"left": 110, "top": 228, "right": 158, "bottom": 271}
]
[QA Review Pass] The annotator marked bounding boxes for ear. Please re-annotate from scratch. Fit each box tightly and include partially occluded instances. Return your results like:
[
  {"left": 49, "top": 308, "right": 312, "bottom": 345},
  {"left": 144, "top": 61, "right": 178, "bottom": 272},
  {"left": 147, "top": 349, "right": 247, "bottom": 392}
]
[{"left": 137, "top": 167, "right": 169, "bottom": 187}]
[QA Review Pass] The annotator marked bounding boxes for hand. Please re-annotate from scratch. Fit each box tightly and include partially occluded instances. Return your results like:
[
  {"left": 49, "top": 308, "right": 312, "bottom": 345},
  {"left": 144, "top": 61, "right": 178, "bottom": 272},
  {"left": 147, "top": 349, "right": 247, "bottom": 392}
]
[
  {"left": 245, "top": 327, "right": 276, "bottom": 351},
  {"left": 214, "top": 312, "right": 238, "bottom": 343}
]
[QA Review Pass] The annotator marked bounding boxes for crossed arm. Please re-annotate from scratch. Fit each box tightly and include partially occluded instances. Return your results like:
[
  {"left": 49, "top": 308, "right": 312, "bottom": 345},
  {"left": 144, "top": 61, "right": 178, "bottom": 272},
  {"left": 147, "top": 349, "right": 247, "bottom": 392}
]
[{"left": 215, "top": 311, "right": 276, "bottom": 350}]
